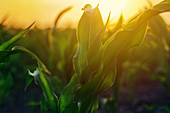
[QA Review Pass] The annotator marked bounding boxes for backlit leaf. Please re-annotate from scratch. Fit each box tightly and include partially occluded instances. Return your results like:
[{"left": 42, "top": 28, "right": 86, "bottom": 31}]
[{"left": 0, "top": 22, "right": 34, "bottom": 50}]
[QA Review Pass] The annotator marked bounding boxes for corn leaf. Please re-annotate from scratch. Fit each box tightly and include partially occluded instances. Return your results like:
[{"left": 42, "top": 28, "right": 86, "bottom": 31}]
[
  {"left": 0, "top": 46, "right": 57, "bottom": 112},
  {"left": 98, "top": 1, "right": 170, "bottom": 93},
  {"left": 12, "top": 46, "right": 50, "bottom": 74},
  {"left": 11, "top": 47, "right": 58, "bottom": 112},
  {"left": 0, "top": 22, "right": 34, "bottom": 50},
  {"left": 80, "top": 97, "right": 99, "bottom": 113},
  {"left": 59, "top": 74, "right": 79, "bottom": 113},
  {"left": 53, "top": 6, "right": 72, "bottom": 31},
  {"left": 149, "top": 15, "right": 170, "bottom": 48},
  {"left": 84, "top": 1, "right": 170, "bottom": 77},
  {"left": 73, "top": 4, "right": 104, "bottom": 76},
  {"left": 25, "top": 71, "right": 34, "bottom": 91},
  {"left": 28, "top": 68, "right": 58, "bottom": 113},
  {"left": 0, "top": 23, "right": 34, "bottom": 63},
  {"left": 87, "top": 12, "right": 110, "bottom": 61},
  {"left": 74, "top": 2, "right": 170, "bottom": 113},
  {"left": 41, "top": 95, "right": 50, "bottom": 112},
  {"left": 101, "top": 2, "right": 170, "bottom": 67}
]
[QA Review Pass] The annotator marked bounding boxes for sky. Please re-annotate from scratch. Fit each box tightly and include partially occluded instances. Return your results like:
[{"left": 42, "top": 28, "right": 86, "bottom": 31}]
[{"left": 0, "top": 0, "right": 169, "bottom": 29}]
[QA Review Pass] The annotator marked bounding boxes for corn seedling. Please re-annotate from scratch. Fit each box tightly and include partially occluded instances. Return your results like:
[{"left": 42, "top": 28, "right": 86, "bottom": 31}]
[
  {"left": 1, "top": 0, "right": 170, "bottom": 113},
  {"left": 27, "top": 1, "right": 170, "bottom": 113}
]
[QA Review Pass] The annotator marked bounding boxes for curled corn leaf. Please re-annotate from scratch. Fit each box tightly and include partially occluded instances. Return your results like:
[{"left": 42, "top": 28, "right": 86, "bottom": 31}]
[
  {"left": 9, "top": 46, "right": 58, "bottom": 112},
  {"left": 73, "top": 2, "right": 170, "bottom": 113},
  {"left": 73, "top": 4, "right": 104, "bottom": 76},
  {"left": 12, "top": 46, "right": 50, "bottom": 74},
  {"left": 28, "top": 68, "right": 58, "bottom": 113}
]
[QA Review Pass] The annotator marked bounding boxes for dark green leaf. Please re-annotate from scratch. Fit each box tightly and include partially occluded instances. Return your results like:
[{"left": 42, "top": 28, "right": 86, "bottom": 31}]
[
  {"left": 12, "top": 46, "right": 50, "bottom": 74},
  {"left": 28, "top": 68, "right": 58, "bottom": 113},
  {"left": 59, "top": 74, "right": 79, "bottom": 113},
  {"left": 41, "top": 95, "right": 50, "bottom": 112},
  {"left": 24, "top": 70, "right": 34, "bottom": 91}
]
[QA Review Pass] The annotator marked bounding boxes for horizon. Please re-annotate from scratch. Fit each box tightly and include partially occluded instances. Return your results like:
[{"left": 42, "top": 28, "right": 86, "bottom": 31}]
[{"left": 1, "top": 0, "right": 170, "bottom": 29}]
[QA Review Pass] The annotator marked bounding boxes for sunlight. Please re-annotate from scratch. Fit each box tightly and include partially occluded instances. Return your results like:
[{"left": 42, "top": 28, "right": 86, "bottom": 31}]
[
  {"left": 76, "top": 0, "right": 128, "bottom": 22},
  {"left": 0, "top": 0, "right": 166, "bottom": 28},
  {"left": 99, "top": 0, "right": 128, "bottom": 20}
]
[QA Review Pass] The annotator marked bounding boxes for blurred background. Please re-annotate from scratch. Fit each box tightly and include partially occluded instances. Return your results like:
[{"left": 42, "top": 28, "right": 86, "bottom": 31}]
[
  {"left": 0, "top": 0, "right": 170, "bottom": 28},
  {"left": 0, "top": 0, "right": 170, "bottom": 113}
]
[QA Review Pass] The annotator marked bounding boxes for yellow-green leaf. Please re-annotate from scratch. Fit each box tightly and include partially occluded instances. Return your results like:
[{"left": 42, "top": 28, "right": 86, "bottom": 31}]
[{"left": 0, "top": 22, "right": 34, "bottom": 50}]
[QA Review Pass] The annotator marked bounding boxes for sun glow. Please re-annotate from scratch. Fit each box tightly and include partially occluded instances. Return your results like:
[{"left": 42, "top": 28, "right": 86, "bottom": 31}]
[
  {"left": 103, "top": 0, "right": 128, "bottom": 21},
  {"left": 94, "top": 0, "right": 128, "bottom": 20},
  {"left": 0, "top": 0, "right": 165, "bottom": 28},
  {"left": 74, "top": 0, "right": 128, "bottom": 23}
]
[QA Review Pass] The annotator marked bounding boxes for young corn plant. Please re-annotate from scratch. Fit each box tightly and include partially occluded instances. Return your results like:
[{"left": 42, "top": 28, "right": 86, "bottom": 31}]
[
  {"left": 1, "top": 1, "right": 170, "bottom": 113},
  {"left": 74, "top": 1, "right": 170, "bottom": 112},
  {"left": 0, "top": 22, "right": 57, "bottom": 112},
  {"left": 25, "top": 1, "right": 170, "bottom": 113},
  {"left": 124, "top": 14, "right": 170, "bottom": 93},
  {"left": 0, "top": 22, "right": 34, "bottom": 62},
  {"left": 17, "top": 7, "right": 77, "bottom": 94},
  {"left": 105, "top": 1, "right": 170, "bottom": 112},
  {"left": 0, "top": 22, "right": 34, "bottom": 104}
]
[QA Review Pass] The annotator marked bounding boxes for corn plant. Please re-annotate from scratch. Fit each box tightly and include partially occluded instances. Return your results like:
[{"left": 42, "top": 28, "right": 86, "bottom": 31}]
[
  {"left": 17, "top": 7, "right": 77, "bottom": 94},
  {"left": 1, "top": 0, "right": 170, "bottom": 113},
  {"left": 23, "top": 1, "right": 170, "bottom": 113},
  {"left": 0, "top": 22, "right": 58, "bottom": 112},
  {"left": 124, "top": 14, "right": 170, "bottom": 94},
  {"left": 104, "top": 1, "right": 170, "bottom": 112},
  {"left": 0, "top": 22, "right": 35, "bottom": 104}
]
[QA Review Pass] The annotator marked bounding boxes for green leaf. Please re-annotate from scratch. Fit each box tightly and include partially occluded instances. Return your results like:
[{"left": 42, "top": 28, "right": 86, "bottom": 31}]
[
  {"left": 12, "top": 46, "right": 50, "bottom": 74},
  {"left": 149, "top": 15, "right": 170, "bottom": 48},
  {"left": 0, "top": 23, "right": 34, "bottom": 63},
  {"left": 97, "top": 1, "right": 170, "bottom": 94},
  {"left": 106, "top": 14, "right": 124, "bottom": 37},
  {"left": 101, "top": 24, "right": 148, "bottom": 67},
  {"left": 74, "top": 2, "right": 170, "bottom": 113},
  {"left": 80, "top": 12, "right": 111, "bottom": 83},
  {"left": 24, "top": 70, "right": 34, "bottom": 91},
  {"left": 78, "top": 98, "right": 98, "bottom": 113},
  {"left": 73, "top": 4, "right": 104, "bottom": 76},
  {"left": 53, "top": 6, "right": 72, "bottom": 31},
  {"left": 101, "top": 1, "right": 170, "bottom": 67},
  {"left": 41, "top": 95, "right": 50, "bottom": 112},
  {"left": 0, "top": 22, "right": 34, "bottom": 50},
  {"left": 0, "top": 46, "right": 57, "bottom": 112},
  {"left": 59, "top": 74, "right": 79, "bottom": 113},
  {"left": 77, "top": 23, "right": 147, "bottom": 99},
  {"left": 90, "top": 98, "right": 99, "bottom": 113},
  {"left": 87, "top": 12, "right": 110, "bottom": 61},
  {"left": 28, "top": 68, "right": 58, "bottom": 113}
]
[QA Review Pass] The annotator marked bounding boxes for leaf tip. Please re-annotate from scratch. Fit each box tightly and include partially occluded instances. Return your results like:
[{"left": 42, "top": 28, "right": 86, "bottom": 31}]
[{"left": 29, "top": 21, "right": 36, "bottom": 29}]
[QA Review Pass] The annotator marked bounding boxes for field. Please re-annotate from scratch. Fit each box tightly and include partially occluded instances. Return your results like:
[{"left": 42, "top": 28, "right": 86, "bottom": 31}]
[{"left": 0, "top": 0, "right": 170, "bottom": 113}]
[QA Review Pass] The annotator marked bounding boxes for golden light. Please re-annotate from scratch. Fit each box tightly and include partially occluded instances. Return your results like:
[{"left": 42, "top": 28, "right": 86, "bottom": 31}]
[
  {"left": 90, "top": 0, "right": 128, "bottom": 20},
  {"left": 0, "top": 0, "right": 167, "bottom": 28}
]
